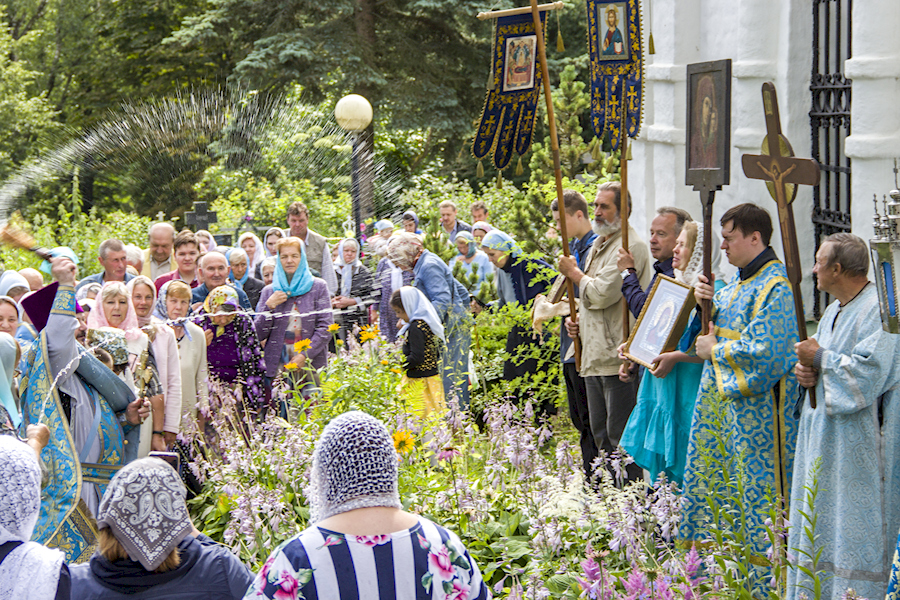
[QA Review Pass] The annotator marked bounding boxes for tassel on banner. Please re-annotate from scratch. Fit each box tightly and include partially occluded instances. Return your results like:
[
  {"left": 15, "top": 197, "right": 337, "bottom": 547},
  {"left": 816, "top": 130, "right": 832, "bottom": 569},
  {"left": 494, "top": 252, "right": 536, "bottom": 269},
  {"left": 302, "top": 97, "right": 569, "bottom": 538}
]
[
  {"left": 515, "top": 155, "right": 524, "bottom": 176},
  {"left": 556, "top": 9, "right": 565, "bottom": 52},
  {"left": 591, "top": 141, "right": 602, "bottom": 161},
  {"left": 626, "top": 143, "right": 633, "bottom": 161},
  {"left": 477, "top": 160, "right": 485, "bottom": 179},
  {"left": 648, "top": 32, "right": 655, "bottom": 55},
  {"left": 647, "top": 0, "right": 655, "bottom": 55},
  {"left": 496, "top": 171, "right": 503, "bottom": 189}
]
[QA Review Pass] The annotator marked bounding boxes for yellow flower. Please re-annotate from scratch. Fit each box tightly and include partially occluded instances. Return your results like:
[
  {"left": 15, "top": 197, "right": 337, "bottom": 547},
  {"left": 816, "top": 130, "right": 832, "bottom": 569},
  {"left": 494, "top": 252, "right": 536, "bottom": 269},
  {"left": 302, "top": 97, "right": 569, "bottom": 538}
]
[
  {"left": 360, "top": 330, "right": 377, "bottom": 343},
  {"left": 390, "top": 367, "right": 402, "bottom": 374},
  {"left": 392, "top": 430, "right": 414, "bottom": 454},
  {"left": 335, "top": 339, "right": 344, "bottom": 346},
  {"left": 381, "top": 359, "right": 389, "bottom": 365},
  {"left": 294, "top": 339, "right": 312, "bottom": 353},
  {"left": 327, "top": 323, "right": 340, "bottom": 333},
  {"left": 284, "top": 362, "right": 298, "bottom": 371}
]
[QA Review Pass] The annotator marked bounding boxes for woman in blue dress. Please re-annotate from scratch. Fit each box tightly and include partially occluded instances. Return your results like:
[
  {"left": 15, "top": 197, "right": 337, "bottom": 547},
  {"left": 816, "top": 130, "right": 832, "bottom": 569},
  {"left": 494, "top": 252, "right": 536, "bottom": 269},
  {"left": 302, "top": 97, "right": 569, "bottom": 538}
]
[{"left": 620, "top": 221, "right": 725, "bottom": 486}]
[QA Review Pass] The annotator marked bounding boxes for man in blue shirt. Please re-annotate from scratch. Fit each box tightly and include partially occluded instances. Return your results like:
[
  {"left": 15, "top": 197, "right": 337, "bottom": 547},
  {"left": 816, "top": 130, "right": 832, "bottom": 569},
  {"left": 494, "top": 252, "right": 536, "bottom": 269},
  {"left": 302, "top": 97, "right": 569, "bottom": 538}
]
[
  {"left": 191, "top": 252, "right": 252, "bottom": 311},
  {"left": 439, "top": 200, "right": 472, "bottom": 242},
  {"left": 75, "top": 239, "right": 136, "bottom": 292},
  {"left": 617, "top": 207, "right": 692, "bottom": 318},
  {"left": 551, "top": 190, "right": 599, "bottom": 482}
]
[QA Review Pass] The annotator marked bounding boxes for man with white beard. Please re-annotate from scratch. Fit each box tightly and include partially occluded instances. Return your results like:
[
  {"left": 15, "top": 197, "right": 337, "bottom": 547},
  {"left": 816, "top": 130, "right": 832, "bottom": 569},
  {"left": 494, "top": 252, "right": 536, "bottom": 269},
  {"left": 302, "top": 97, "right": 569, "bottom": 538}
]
[{"left": 558, "top": 181, "right": 651, "bottom": 483}]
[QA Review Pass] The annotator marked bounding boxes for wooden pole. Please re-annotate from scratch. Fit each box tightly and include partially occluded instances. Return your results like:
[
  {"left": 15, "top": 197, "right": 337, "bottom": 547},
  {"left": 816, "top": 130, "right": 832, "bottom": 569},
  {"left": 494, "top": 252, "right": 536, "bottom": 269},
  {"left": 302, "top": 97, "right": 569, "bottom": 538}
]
[
  {"left": 620, "top": 129, "right": 630, "bottom": 341},
  {"left": 701, "top": 189, "right": 714, "bottom": 335},
  {"left": 479, "top": 1, "right": 563, "bottom": 20},
  {"left": 529, "top": 0, "right": 581, "bottom": 370}
]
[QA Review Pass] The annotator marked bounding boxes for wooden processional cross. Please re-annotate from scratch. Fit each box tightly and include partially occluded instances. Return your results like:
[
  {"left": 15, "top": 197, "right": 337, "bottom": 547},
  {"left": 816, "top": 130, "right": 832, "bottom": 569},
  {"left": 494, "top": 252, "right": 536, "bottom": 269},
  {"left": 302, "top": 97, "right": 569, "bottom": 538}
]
[
  {"left": 184, "top": 201, "right": 218, "bottom": 232},
  {"left": 741, "top": 82, "right": 821, "bottom": 408}
]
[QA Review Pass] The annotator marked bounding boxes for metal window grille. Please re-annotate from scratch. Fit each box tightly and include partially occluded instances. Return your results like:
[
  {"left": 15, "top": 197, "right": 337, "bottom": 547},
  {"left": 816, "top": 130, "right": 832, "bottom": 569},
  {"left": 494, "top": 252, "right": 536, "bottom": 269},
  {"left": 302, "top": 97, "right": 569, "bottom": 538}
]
[{"left": 810, "top": 0, "right": 852, "bottom": 319}]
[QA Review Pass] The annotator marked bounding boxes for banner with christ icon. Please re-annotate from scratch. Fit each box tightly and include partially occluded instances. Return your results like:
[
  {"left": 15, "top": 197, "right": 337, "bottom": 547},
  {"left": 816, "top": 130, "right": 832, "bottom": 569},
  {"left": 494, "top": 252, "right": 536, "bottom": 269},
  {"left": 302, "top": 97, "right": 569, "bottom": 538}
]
[
  {"left": 472, "top": 12, "right": 546, "bottom": 171},
  {"left": 587, "top": 0, "right": 643, "bottom": 148}
]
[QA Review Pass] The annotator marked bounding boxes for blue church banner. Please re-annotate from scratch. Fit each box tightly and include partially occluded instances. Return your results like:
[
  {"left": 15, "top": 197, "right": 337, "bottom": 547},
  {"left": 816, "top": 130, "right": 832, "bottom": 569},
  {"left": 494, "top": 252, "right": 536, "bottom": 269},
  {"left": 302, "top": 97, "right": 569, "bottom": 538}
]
[
  {"left": 587, "top": 0, "right": 644, "bottom": 148},
  {"left": 472, "top": 12, "right": 547, "bottom": 171}
]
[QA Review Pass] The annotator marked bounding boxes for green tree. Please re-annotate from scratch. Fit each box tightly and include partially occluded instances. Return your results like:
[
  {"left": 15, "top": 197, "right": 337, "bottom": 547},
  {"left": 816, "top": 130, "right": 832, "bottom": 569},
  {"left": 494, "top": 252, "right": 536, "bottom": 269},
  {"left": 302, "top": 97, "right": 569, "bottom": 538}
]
[{"left": 0, "top": 12, "right": 59, "bottom": 182}]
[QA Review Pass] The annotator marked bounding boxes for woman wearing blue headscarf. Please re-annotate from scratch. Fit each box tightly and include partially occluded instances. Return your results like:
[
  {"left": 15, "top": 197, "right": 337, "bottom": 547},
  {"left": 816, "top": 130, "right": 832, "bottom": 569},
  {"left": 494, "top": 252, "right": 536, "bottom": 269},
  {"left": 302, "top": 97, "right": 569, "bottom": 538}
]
[
  {"left": 480, "top": 230, "right": 558, "bottom": 410},
  {"left": 255, "top": 237, "right": 334, "bottom": 391},
  {"left": 450, "top": 231, "right": 493, "bottom": 295}
]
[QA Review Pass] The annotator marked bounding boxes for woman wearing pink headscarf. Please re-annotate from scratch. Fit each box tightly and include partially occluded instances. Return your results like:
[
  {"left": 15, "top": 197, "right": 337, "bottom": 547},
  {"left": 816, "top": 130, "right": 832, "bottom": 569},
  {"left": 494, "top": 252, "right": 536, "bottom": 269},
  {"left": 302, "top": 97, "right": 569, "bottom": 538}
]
[{"left": 87, "top": 281, "right": 166, "bottom": 457}]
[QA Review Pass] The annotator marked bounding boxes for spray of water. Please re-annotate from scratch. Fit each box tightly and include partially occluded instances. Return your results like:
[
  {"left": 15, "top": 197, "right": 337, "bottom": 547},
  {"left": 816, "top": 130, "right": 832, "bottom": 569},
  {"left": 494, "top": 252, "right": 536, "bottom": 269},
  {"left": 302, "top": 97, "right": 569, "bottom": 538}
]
[{"left": 0, "top": 88, "right": 407, "bottom": 228}]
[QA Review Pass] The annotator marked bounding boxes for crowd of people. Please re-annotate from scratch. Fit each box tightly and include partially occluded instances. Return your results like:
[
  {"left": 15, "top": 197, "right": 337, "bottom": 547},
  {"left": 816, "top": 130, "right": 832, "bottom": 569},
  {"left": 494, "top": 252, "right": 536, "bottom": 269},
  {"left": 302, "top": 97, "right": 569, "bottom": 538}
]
[{"left": 1, "top": 187, "right": 900, "bottom": 600}]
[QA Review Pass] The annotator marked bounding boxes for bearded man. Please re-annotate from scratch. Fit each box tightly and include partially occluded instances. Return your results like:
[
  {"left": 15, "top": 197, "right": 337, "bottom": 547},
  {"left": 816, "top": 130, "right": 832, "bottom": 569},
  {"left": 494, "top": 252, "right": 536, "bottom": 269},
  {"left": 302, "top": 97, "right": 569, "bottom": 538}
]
[{"left": 558, "top": 181, "right": 651, "bottom": 482}]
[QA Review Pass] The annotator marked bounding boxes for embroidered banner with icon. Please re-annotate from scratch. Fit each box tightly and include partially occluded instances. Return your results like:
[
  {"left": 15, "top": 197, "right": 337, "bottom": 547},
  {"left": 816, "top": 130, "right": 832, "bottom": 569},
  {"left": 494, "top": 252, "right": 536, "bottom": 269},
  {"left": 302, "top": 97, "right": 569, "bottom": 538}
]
[
  {"left": 472, "top": 12, "right": 547, "bottom": 171},
  {"left": 587, "top": 0, "right": 643, "bottom": 148}
]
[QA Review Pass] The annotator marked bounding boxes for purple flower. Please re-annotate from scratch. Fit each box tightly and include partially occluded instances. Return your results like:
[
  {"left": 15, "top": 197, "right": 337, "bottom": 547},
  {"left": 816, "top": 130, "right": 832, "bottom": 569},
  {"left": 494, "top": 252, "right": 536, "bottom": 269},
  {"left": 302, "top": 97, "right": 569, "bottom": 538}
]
[{"left": 437, "top": 447, "right": 461, "bottom": 462}]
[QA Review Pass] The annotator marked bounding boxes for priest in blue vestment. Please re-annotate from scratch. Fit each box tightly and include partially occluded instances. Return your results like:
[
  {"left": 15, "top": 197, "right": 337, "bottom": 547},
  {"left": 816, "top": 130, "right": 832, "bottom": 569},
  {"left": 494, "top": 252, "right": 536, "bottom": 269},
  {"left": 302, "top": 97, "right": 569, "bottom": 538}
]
[
  {"left": 789, "top": 233, "right": 900, "bottom": 600},
  {"left": 679, "top": 204, "right": 799, "bottom": 561},
  {"left": 19, "top": 255, "right": 147, "bottom": 562}
]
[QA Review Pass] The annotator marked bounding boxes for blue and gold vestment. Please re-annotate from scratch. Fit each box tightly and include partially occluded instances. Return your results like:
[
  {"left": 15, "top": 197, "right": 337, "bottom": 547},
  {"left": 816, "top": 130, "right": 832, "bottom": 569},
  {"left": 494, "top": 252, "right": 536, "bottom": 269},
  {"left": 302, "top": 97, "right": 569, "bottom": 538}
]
[
  {"left": 679, "top": 258, "right": 798, "bottom": 557},
  {"left": 20, "top": 284, "right": 124, "bottom": 563}
]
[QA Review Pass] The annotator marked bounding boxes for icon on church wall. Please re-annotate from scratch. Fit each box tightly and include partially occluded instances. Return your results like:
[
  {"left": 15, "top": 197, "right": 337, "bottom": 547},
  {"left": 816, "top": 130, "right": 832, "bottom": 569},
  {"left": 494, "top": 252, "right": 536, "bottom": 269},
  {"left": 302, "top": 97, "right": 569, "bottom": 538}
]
[
  {"left": 595, "top": 2, "right": 629, "bottom": 61},
  {"left": 685, "top": 59, "right": 732, "bottom": 188},
  {"left": 502, "top": 35, "right": 537, "bottom": 92}
]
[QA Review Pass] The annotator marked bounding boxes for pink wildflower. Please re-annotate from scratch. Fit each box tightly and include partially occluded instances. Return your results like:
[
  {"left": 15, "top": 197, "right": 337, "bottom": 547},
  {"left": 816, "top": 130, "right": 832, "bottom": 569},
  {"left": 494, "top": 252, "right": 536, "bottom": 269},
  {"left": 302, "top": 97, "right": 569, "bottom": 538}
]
[{"left": 437, "top": 447, "right": 461, "bottom": 462}]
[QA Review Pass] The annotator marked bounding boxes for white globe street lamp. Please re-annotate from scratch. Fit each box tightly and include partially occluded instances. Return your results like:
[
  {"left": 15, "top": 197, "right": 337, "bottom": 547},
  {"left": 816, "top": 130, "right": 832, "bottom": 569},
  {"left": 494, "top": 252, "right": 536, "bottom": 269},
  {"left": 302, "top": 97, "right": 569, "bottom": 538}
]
[
  {"left": 335, "top": 94, "right": 373, "bottom": 132},
  {"left": 335, "top": 94, "right": 374, "bottom": 248}
]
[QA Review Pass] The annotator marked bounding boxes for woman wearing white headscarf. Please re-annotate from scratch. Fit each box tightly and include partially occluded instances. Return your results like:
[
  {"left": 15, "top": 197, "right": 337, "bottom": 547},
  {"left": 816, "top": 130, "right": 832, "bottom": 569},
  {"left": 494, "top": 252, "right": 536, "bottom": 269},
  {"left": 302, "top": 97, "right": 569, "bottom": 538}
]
[
  {"left": 257, "top": 227, "right": 285, "bottom": 279},
  {"left": 238, "top": 231, "right": 266, "bottom": 273},
  {"left": 0, "top": 428, "right": 71, "bottom": 600},
  {"left": 0, "top": 271, "right": 30, "bottom": 302},
  {"left": 390, "top": 287, "right": 445, "bottom": 417},
  {"left": 367, "top": 219, "right": 394, "bottom": 257},
  {"left": 332, "top": 238, "right": 375, "bottom": 335},
  {"left": 69, "top": 458, "right": 253, "bottom": 599},
  {"left": 620, "top": 221, "right": 726, "bottom": 485},
  {"left": 245, "top": 411, "right": 489, "bottom": 600}
]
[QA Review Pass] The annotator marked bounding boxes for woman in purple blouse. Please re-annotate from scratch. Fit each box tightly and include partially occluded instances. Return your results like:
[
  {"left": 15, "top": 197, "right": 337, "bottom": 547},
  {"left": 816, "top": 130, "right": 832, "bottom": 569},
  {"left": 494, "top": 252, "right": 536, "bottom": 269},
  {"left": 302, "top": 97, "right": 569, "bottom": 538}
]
[
  {"left": 199, "top": 285, "right": 267, "bottom": 410},
  {"left": 255, "top": 237, "right": 334, "bottom": 397}
]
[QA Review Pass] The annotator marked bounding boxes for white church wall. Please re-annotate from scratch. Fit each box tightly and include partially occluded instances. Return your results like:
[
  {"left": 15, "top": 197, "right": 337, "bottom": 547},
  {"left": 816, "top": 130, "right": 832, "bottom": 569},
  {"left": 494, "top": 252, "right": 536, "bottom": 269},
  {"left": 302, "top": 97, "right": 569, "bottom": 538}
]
[
  {"left": 845, "top": 0, "right": 900, "bottom": 243},
  {"left": 630, "top": 0, "right": 873, "bottom": 317}
]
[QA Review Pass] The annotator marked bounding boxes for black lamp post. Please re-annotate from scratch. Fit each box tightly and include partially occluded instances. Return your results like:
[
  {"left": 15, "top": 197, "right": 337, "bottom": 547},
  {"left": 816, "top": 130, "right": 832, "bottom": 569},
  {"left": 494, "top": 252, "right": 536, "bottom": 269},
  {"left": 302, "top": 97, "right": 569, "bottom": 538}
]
[{"left": 334, "top": 94, "right": 373, "bottom": 248}]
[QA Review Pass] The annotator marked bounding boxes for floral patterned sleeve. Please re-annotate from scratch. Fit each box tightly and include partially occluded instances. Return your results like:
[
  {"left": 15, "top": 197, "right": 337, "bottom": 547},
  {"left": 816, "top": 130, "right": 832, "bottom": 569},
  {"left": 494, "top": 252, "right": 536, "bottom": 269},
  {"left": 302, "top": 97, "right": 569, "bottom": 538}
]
[{"left": 244, "top": 540, "right": 311, "bottom": 600}]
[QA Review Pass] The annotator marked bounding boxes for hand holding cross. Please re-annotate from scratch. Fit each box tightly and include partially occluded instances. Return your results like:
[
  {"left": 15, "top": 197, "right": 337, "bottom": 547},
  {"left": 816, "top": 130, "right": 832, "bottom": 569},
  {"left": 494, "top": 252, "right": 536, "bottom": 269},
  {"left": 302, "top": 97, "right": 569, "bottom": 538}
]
[{"left": 741, "top": 82, "right": 820, "bottom": 407}]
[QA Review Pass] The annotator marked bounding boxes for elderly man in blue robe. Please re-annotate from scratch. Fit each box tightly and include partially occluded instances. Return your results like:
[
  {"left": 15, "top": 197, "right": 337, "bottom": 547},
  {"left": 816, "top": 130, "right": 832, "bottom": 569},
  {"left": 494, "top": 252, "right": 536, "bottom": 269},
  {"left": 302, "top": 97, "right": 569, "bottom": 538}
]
[
  {"left": 682, "top": 203, "right": 799, "bottom": 561},
  {"left": 788, "top": 233, "right": 900, "bottom": 600}
]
